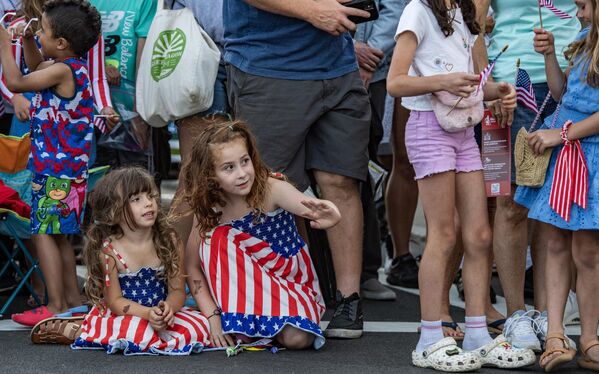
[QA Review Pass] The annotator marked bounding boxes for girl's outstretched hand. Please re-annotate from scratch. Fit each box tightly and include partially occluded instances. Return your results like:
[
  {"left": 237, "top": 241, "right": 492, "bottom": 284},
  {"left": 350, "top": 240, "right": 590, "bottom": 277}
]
[
  {"left": 301, "top": 199, "right": 341, "bottom": 229},
  {"left": 533, "top": 28, "right": 555, "bottom": 56},
  {"left": 527, "top": 128, "right": 561, "bottom": 155},
  {"left": 440, "top": 72, "right": 480, "bottom": 98},
  {"left": 208, "top": 316, "right": 235, "bottom": 348}
]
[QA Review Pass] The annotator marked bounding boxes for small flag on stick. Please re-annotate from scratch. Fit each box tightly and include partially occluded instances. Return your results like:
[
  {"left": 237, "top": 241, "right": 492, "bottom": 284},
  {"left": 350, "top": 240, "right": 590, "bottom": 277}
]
[
  {"left": 515, "top": 66, "right": 539, "bottom": 114},
  {"left": 539, "top": 0, "right": 572, "bottom": 19}
]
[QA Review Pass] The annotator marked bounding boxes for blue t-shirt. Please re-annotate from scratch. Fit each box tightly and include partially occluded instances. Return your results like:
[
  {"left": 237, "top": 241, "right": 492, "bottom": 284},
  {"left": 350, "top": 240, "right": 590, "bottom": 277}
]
[{"left": 223, "top": 0, "right": 357, "bottom": 80}]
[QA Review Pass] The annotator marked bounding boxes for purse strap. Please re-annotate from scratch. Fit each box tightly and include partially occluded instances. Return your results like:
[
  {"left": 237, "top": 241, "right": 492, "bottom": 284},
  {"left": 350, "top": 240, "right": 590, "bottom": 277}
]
[{"left": 529, "top": 81, "right": 567, "bottom": 132}]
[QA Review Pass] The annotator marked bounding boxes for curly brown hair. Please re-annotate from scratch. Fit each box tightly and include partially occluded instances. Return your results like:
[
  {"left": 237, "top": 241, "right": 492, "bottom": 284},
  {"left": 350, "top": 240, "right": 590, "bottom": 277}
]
[
  {"left": 43, "top": 0, "right": 101, "bottom": 56},
  {"left": 565, "top": 0, "right": 599, "bottom": 87},
  {"left": 16, "top": 0, "right": 45, "bottom": 29},
  {"left": 423, "top": 0, "right": 480, "bottom": 37},
  {"left": 84, "top": 167, "right": 182, "bottom": 309},
  {"left": 170, "top": 120, "right": 271, "bottom": 237}
]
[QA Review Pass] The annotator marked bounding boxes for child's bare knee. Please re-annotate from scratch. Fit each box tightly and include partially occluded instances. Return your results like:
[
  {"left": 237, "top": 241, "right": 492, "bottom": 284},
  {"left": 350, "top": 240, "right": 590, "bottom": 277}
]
[{"left": 278, "top": 329, "right": 314, "bottom": 350}]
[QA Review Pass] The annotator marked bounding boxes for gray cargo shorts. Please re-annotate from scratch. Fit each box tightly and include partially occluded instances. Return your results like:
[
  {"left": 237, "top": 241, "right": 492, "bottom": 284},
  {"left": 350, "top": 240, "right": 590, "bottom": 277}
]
[{"left": 227, "top": 65, "right": 371, "bottom": 190}]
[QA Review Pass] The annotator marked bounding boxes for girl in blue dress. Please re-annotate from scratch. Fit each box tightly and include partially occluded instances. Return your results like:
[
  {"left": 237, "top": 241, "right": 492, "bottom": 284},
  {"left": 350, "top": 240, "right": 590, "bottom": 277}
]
[{"left": 514, "top": 1, "right": 599, "bottom": 370}]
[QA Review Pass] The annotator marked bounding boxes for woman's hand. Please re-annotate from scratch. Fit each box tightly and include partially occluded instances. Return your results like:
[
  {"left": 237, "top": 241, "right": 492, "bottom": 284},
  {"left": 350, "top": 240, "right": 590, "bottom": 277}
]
[
  {"left": 497, "top": 82, "right": 516, "bottom": 127},
  {"left": 533, "top": 28, "right": 555, "bottom": 57},
  {"left": 527, "top": 128, "right": 561, "bottom": 155},
  {"left": 105, "top": 65, "right": 121, "bottom": 87},
  {"left": 208, "top": 316, "right": 235, "bottom": 348},
  {"left": 12, "top": 94, "right": 31, "bottom": 121},
  {"left": 100, "top": 106, "right": 120, "bottom": 130},
  {"left": 301, "top": 198, "right": 341, "bottom": 229},
  {"left": 440, "top": 72, "right": 480, "bottom": 98}
]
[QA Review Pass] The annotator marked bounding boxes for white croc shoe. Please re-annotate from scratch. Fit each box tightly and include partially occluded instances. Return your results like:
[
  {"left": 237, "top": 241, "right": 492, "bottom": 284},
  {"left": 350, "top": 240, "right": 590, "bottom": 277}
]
[
  {"left": 412, "top": 337, "right": 481, "bottom": 372},
  {"left": 473, "top": 335, "right": 536, "bottom": 369}
]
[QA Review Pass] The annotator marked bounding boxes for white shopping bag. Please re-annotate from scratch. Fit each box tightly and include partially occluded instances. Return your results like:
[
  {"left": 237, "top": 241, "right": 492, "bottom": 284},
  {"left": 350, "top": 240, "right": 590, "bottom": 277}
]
[{"left": 136, "top": 0, "right": 221, "bottom": 127}]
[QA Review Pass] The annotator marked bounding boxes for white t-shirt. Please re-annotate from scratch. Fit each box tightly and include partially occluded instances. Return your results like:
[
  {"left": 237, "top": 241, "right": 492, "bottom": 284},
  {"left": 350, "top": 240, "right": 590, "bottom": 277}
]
[{"left": 395, "top": 0, "right": 477, "bottom": 111}]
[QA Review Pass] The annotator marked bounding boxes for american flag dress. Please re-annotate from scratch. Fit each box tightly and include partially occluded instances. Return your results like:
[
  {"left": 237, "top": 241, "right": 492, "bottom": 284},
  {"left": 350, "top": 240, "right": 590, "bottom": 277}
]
[
  {"left": 72, "top": 247, "right": 211, "bottom": 355},
  {"left": 200, "top": 208, "right": 326, "bottom": 349}
]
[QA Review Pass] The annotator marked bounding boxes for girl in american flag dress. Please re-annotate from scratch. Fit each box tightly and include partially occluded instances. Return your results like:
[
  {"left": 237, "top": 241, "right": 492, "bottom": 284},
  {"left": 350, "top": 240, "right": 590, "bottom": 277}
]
[
  {"left": 173, "top": 121, "right": 340, "bottom": 350},
  {"left": 68, "top": 167, "right": 211, "bottom": 355}
]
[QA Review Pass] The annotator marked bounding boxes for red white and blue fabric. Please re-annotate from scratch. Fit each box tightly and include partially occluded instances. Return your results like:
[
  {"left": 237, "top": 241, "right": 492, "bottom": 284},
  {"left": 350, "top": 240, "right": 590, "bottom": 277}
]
[
  {"left": 199, "top": 209, "right": 326, "bottom": 349},
  {"left": 516, "top": 68, "right": 539, "bottom": 114},
  {"left": 29, "top": 58, "right": 93, "bottom": 179},
  {"left": 539, "top": 0, "right": 573, "bottom": 19},
  {"left": 72, "top": 266, "right": 210, "bottom": 355},
  {"left": 549, "top": 120, "right": 588, "bottom": 222}
]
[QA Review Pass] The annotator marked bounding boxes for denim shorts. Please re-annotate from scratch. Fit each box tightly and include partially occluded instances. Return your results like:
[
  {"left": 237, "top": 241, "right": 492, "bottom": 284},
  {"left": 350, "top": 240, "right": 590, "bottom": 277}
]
[
  {"left": 198, "top": 63, "right": 229, "bottom": 118},
  {"left": 405, "top": 111, "right": 483, "bottom": 180},
  {"left": 509, "top": 82, "right": 556, "bottom": 182}
]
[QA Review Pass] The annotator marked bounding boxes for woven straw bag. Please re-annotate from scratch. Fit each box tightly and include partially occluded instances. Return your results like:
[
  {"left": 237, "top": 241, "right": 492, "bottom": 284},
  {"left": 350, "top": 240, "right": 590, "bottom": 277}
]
[
  {"left": 514, "top": 127, "right": 552, "bottom": 187},
  {"left": 514, "top": 88, "right": 563, "bottom": 188}
]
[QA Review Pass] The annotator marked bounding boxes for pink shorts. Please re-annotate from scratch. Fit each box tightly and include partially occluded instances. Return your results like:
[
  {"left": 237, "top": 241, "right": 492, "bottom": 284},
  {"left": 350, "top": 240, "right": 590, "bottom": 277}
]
[{"left": 405, "top": 111, "right": 483, "bottom": 180}]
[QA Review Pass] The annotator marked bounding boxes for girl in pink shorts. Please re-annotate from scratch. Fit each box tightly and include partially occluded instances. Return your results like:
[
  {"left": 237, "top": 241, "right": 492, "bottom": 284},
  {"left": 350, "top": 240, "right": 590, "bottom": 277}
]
[{"left": 387, "top": 0, "right": 533, "bottom": 372}]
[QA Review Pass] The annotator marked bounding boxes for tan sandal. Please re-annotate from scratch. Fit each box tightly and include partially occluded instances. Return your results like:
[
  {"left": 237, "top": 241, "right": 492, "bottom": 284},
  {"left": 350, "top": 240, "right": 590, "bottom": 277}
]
[
  {"left": 539, "top": 332, "right": 576, "bottom": 372},
  {"left": 30, "top": 316, "right": 84, "bottom": 344},
  {"left": 578, "top": 339, "right": 599, "bottom": 371}
]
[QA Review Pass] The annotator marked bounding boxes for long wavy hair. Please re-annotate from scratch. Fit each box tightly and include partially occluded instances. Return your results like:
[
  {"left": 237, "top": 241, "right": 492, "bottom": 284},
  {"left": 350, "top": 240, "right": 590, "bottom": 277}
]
[
  {"left": 565, "top": 0, "right": 599, "bottom": 87},
  {"left": 84, "top": 167, "right": 182, "bottom": 309},
  {"left": 15, "top": 0, "right": 44, "bottom": 31},
  {"left": 423, "top": 0, "right": 480, "bottom": 36},
  {"left": 170, "top": 120, "right": 271, "bottom": 237}
]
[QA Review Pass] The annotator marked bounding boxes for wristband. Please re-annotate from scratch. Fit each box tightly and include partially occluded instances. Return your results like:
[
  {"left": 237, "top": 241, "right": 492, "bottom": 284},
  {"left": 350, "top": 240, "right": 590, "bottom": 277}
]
[{"left": 207, "top": 307, "right": 222, "bottom": 320}]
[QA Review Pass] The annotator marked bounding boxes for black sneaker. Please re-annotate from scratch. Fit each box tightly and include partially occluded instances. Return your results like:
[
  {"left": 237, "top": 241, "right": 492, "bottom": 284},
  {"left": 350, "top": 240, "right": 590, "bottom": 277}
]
[
  {"left": 386, "top": 253, "right": 419, "bottom": 289},
  {"left": 324, "top": 291, "right": 363, "bottom": 339}
]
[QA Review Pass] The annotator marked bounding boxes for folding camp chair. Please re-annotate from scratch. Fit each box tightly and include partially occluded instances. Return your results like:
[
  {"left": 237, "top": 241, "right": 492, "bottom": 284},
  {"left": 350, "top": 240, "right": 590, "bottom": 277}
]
[
  {"left": 0, "top": 208, "right": 46, "bottom": 318},
  {"left": 0, "top": 166, "right": 110, "bottom": 318}
]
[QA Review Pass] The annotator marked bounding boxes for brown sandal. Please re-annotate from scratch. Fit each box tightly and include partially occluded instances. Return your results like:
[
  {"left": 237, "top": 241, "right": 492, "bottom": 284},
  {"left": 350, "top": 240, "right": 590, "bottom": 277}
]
[
  {"left": 30, "top": 316, "right": 84, "bottom": 344},
  {"left": 578, "top": 339, "right": 599, "bottom": 371},
  {"left": 539, "top": 332, "right": 576, "bottom": 372}
]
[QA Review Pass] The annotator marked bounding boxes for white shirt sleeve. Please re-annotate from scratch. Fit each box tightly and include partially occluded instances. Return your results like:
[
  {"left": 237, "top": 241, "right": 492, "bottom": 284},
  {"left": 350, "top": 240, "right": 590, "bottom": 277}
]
[{"left": 395, "top": 1, "right": 427, "bottom": 43}]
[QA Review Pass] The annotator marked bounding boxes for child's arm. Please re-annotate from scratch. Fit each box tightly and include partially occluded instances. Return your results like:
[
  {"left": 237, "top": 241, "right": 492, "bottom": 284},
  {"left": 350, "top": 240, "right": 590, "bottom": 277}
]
[
  {"left": 21, "top": 33, "right": 43, "bottom": 73},
  {"left": 158, "top": 236, "right": 187, "bottom": 327},
  {"left": 533, "top": 28, "right": 566, "bottom": 100},
  {"left": 186, "top": 223, "right": 235, "bottom": 347},
  {"left": 387, "top": 31, "right": 480, "bottom": 98},
  {"left": 0, "top": 26, "right": 70, "bottom": 93},
  {"left": 528, "top": 111, "right": 599, "bottom": 154},
  {"left": 268, "top": 178, "right": 341, "bottom": 229},
  {"left": 103, "top": 254, "right": 155, "bottom": 321}
]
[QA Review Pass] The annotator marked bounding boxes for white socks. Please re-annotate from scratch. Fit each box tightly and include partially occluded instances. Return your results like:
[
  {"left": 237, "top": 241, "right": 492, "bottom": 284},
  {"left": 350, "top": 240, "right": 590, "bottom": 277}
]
[
  {"left": 416, "top": 320, "right": 445, "bottom": 352},
  {"left": 463, "top": 315, "right": 493, "bottom": 351}
]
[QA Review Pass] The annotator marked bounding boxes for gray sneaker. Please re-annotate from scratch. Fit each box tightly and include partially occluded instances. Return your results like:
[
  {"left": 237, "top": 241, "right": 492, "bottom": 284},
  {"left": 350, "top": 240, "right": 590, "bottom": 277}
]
[{"left": 360, "top": 278, "right": 396, "bottom": 301}]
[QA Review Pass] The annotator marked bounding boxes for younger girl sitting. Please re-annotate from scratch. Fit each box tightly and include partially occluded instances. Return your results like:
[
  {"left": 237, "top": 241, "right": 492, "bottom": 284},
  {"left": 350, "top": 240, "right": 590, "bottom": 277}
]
[
  {"left": 173, "top": 121, "right": 339, "bottom": 350},
  {"left": 32, "top": 167, "right": 214, "bottom": 354}
]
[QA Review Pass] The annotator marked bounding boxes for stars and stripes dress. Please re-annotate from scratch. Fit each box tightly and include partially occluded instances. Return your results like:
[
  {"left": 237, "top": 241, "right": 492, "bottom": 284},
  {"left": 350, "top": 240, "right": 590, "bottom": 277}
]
[
  {"left": 200, "top": 208, "right": 326, "bottom": 349},
  {"left": 72, "top": 242, "right": 211, "bottom": 355},
  {"left": 515, "top": 28, "right": 599, "bottom": 230}
]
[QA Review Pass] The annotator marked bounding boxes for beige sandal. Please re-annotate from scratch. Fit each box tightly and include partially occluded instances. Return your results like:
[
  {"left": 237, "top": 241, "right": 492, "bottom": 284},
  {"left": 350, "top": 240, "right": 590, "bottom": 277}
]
[
  {"left": 578, "top": 339, "right": 599, "bottom": 371},
  {"left": 539, "top": 332, "right": 576, "bottom": 372},
  {"left": 30, "top": 316, "right": 84, "bottom": 344}
]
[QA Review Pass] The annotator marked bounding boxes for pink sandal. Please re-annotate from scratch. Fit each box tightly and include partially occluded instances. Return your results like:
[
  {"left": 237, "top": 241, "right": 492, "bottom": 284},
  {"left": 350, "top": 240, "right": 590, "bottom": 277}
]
[{"left": 12, "top": 306, "right": 55, "bottom": 327}]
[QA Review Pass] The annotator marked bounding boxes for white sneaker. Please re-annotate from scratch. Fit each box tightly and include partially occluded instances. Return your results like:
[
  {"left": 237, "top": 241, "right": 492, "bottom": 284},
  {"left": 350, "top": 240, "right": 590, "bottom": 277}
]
[
  {"left": 503, "top": 310, "right": 541, "bottom": 352},
  {"left": 563, "top": 290, "right": 580, "bottom": 326},
  {"left": 533, "top": 310, "right": 577, "bottom": 351},
  {"left": 412, "top": 337, "right": 481, "bottom": 372},
  {"left": 472, "top": 335, "right": 536, "bottom": 369}
]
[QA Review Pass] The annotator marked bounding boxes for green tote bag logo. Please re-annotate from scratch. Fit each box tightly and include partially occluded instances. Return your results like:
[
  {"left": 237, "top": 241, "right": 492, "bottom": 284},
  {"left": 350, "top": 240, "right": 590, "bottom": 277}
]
[{"left": 151, "top": 28, "right": 186, "bottom": 82}]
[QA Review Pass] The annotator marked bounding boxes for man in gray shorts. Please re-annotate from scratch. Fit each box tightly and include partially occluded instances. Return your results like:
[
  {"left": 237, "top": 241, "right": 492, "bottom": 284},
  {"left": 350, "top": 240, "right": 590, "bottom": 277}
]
[{"left": 224, "top": 0, "right": 371, "bottom": 338}]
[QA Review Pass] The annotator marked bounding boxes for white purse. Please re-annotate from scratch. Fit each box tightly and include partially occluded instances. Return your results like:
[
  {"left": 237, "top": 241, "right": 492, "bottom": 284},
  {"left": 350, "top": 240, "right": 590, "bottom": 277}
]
[{"left": 136, "top": 0, "right": 221, "bottom": 127}]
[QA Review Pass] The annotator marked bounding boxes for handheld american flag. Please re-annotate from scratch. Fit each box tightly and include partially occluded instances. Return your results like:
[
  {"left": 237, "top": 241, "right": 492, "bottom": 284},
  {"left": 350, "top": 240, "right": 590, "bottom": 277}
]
[
  {"left": 475, "top": 44, "right": 509, "bottom": 95},
  {"left": 93, "top": 116, "right": 107, "bottom": 133},
  {"left": 539, "top": 0, "right": 572, "bottom": 19},
  {"left": 515, "top": 68, "right": 539, "bottom": 114}
]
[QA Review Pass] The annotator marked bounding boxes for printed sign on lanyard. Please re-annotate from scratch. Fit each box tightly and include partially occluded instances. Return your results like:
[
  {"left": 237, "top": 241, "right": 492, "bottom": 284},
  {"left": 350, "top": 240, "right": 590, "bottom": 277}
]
[{"left": 482, "top": 109, "right": 511, "bottom": 197}]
